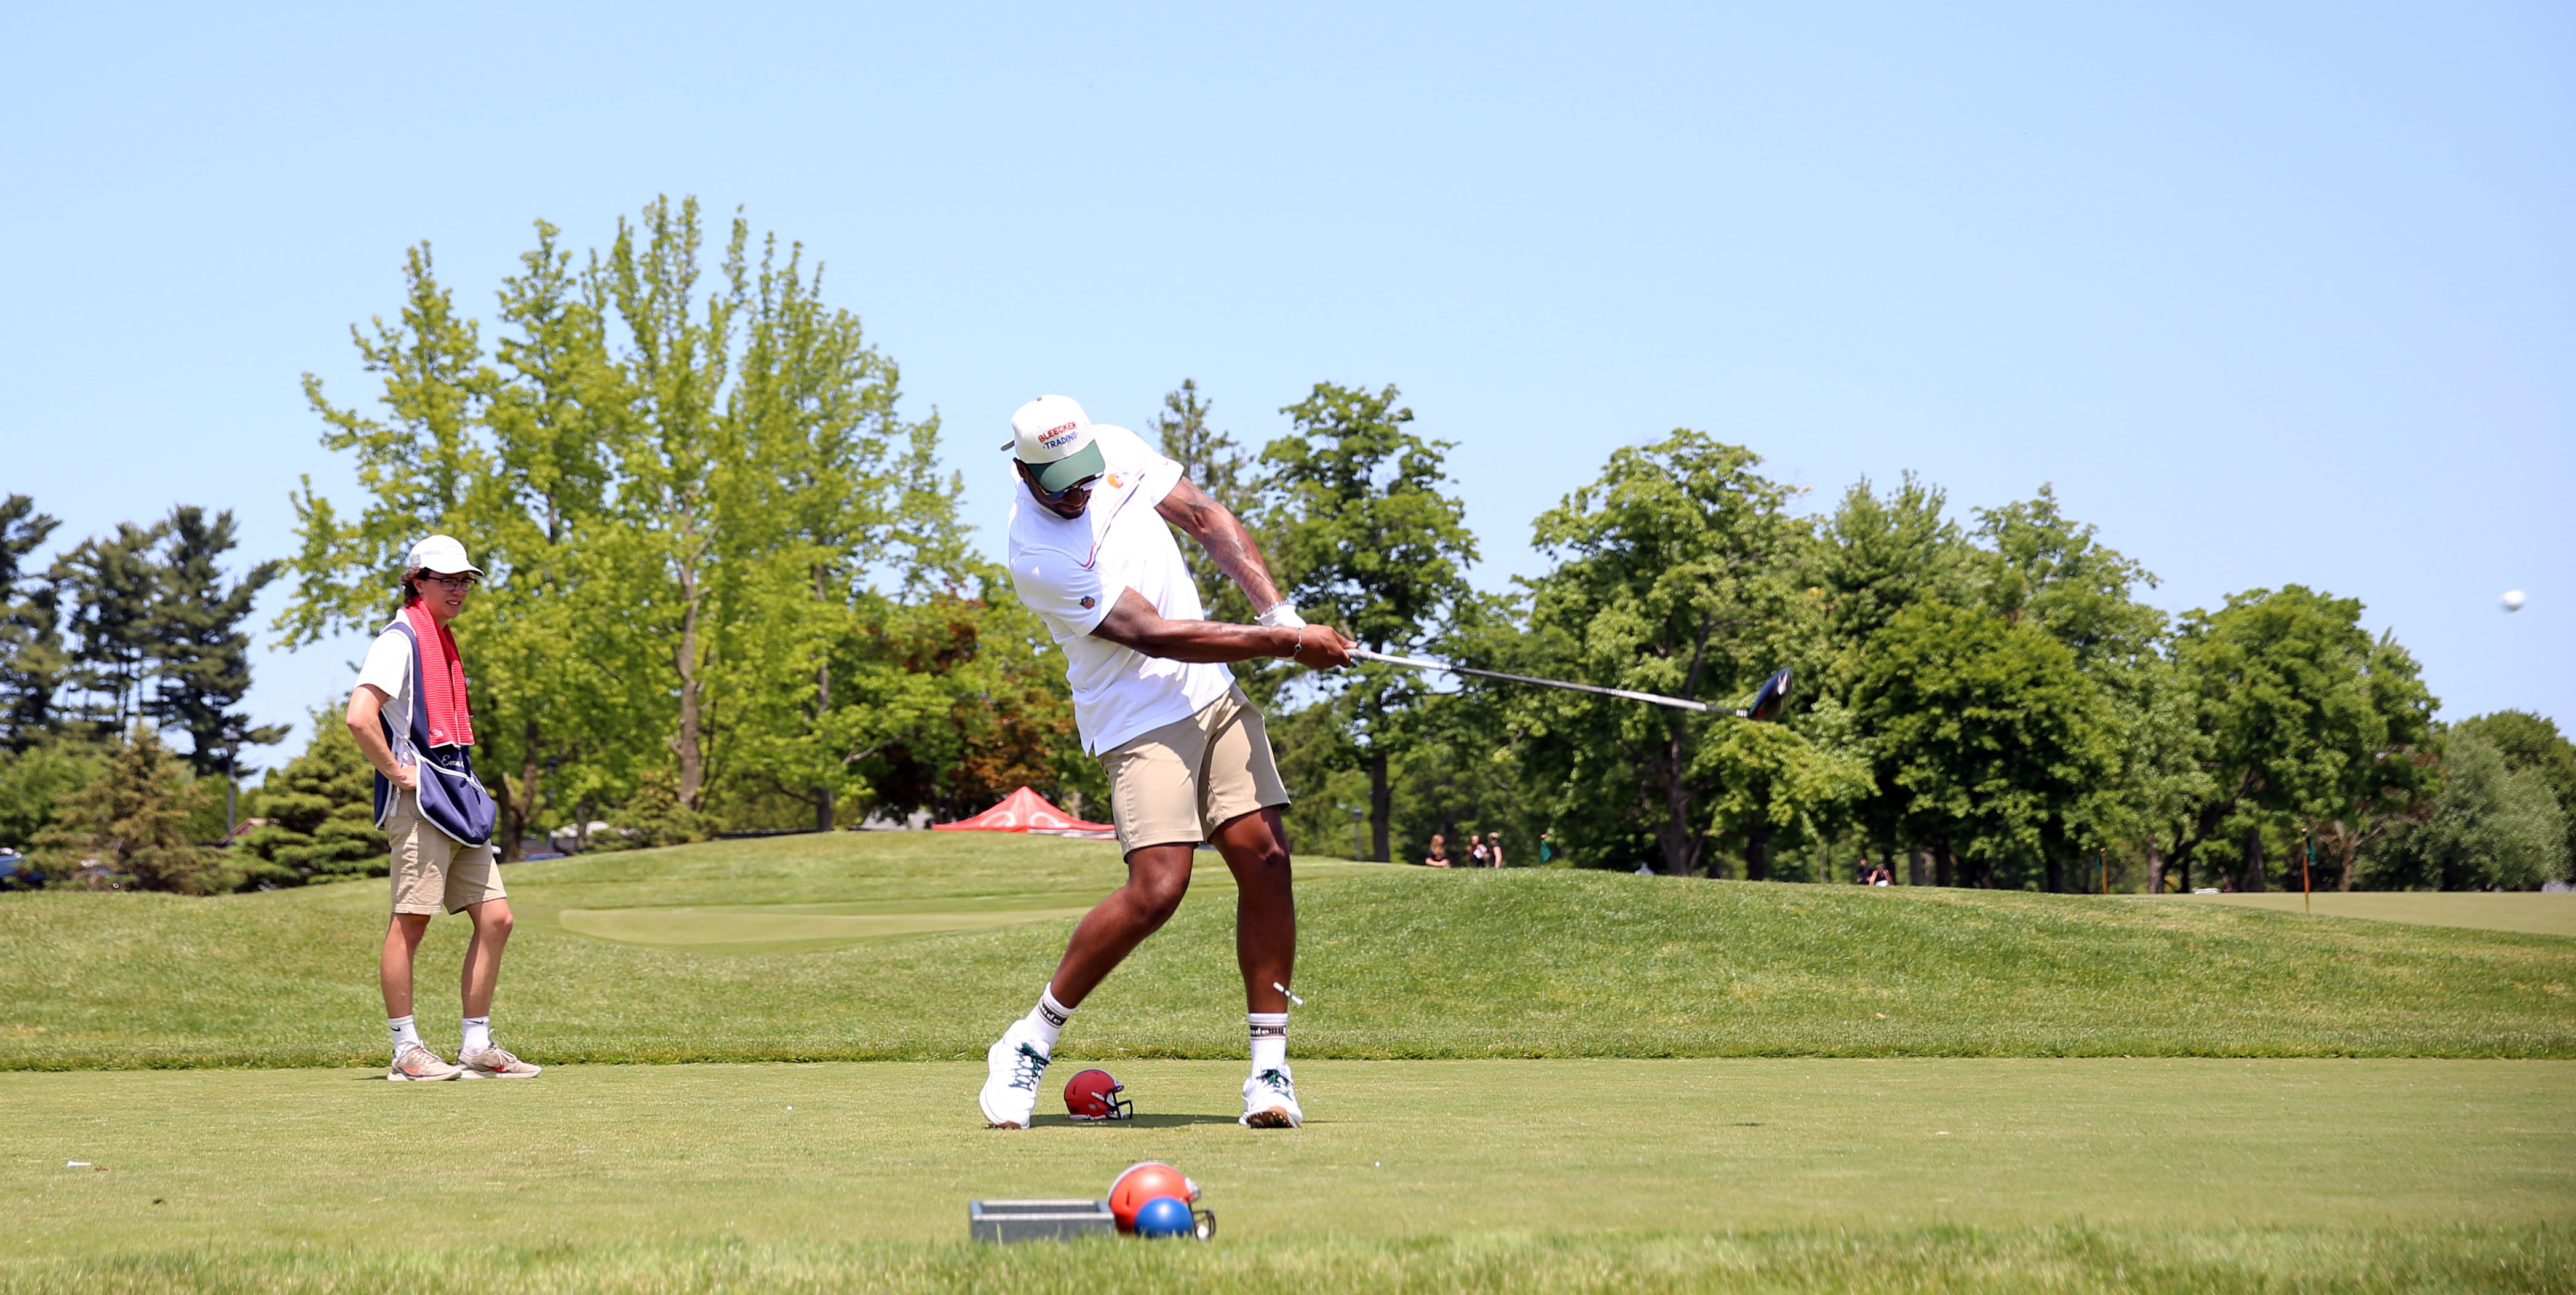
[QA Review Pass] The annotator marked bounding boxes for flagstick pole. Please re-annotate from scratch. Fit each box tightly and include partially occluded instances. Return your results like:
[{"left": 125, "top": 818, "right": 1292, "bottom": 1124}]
[{"left": 2301, "top": 827, "right": 2312, "bottom": 913}]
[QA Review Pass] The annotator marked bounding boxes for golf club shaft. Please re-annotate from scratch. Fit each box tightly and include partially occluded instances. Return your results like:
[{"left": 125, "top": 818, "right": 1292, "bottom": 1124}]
[{"left": 1348, "top": 648, "right": 1738, "bottom": 715}]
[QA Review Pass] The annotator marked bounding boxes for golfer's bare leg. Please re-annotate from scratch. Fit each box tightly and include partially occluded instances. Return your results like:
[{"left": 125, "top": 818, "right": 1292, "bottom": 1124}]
[
  {"left": 380, "top": 913, "right": 432, "bottom": 1019},
  {"left": 459, "top": 898, "right": 514, "bottom": 1018},
  {"left": 1046, "top": 846, "right": 1194, "bottom": 1006},
  {"left": 1212, "top": 807, "right": 1295, "bottom": 1015}
]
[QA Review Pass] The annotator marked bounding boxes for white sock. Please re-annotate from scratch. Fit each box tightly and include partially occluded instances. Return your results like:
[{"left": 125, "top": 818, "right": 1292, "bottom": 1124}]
[
  {"left": 389, "top": 1015, "right": 421, "bottom": 1055},
  {"left": 1027, "top": 986, "right": 1074, "bottom": 1050},
  {"left": 1249, "top": 1012, "right": 1289, "bottom": 1073},
  {"left": 461, "top": 1016, "right": 492, "bottom": 1055}
]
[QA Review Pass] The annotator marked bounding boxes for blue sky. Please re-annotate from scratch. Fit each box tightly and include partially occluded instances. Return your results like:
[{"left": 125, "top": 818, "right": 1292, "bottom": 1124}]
[{"left": 2, "top": 2, "right": 2568, "bottom": 762}]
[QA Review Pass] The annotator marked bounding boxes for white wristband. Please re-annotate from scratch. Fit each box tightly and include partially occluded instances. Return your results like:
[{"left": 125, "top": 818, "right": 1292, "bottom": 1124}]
[{"left": 1256, "top": 602, "right": 1306, "bottom": 630}]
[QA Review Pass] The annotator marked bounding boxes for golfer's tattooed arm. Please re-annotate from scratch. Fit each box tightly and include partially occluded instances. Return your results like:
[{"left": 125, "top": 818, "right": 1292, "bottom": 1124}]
[{"left": 1155, "top": 478, "right": 1284, "bottom": 611}]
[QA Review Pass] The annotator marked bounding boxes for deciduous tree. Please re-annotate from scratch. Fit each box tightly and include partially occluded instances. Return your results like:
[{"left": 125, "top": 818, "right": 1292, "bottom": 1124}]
[
  {"left": 2169, "top": 587, "right": 2435, "bottom": 891},
  {"left": 2366, "top": 729, "right": 2569, "bottom": 890},
  {"left": 285, "top": 199, "right": 1006, "bottom": 848},
  {"left": 1514, "top": 431, "right": 1830, "bottom": 876},
  {"left": 2451, "top": 710, "right": 2576, "bottom": 871},
  {"left": 1262, "top": 382, "right": 1476, "bottom": 861},
  {"left": 1847, "top": 601, "right": 2117, "bottom": 887}
]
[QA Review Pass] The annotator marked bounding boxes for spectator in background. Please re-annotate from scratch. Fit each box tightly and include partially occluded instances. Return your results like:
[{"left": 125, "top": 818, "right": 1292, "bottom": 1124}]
[
  {"left": 1869, "top": 861, "right": 1893, "bottom": 886},
  {"left": 1489, "top": 830, "right": 1506, "bottom": 868},
  {"left": 1468, "top": 833, "right": 1490, "bottom": 867},
  {"left": 1423, "top": 834, "right": 1452, "bottom": 868},
  {"left": 1538, "top": 833, "right": 1555, "bottom": 865}
]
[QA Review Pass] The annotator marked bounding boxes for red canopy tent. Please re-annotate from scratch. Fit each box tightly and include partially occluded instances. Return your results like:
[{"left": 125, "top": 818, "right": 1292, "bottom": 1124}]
[{"left": 933, "top": 786, "right": 1116, "bottom": 839}]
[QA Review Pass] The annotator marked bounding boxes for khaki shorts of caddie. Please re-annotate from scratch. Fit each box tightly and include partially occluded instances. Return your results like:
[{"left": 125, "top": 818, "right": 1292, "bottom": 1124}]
[
  {"left": 1099, "top": 686, "right": 1291, "bottom": 853},
  {"left": 386, "top": 788, "right": 508, "bottom": 915}
]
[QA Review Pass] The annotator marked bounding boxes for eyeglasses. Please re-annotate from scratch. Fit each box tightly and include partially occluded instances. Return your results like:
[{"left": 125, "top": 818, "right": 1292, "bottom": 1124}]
[{"left": 419, "top": 574, "right": 479, "bottom": 590}]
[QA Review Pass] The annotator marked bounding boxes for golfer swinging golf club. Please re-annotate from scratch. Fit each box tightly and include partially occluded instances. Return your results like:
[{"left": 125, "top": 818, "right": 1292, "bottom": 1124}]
[{"left": 980, "top": 394, "right": 1354, "bottom": 1129}]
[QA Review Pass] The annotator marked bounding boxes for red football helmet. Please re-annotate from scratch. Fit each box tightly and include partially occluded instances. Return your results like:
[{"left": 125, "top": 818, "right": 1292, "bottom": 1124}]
[
  {"left": 1108, "top": 1161, "right": 1201, "bottom": 1232},
  {"left": 1063, "top": 1067, "right": 1134, "bottom": 1122}
]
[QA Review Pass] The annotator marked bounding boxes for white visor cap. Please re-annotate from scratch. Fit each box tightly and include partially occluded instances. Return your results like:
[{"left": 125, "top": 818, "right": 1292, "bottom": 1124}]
[{"left": 405, "top": 534, "right": 485, "bottom": 577}]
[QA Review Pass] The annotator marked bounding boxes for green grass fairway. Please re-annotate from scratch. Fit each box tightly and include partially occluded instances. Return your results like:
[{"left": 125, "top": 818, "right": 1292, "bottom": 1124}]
[
  {"left": 2152, "top": 890, "right": 2576, "bottom": 938},
  {"left": 4, "top": 1058, "right": 2567, "bottom": 1293},
  {"left": 4, "top": 832, "right": 2572, "bottom": 1069}
]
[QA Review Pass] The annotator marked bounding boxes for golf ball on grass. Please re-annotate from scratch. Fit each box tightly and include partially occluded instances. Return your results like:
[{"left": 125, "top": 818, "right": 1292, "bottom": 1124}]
[{"left": 2501, "top": 590, "right": 2526, "bottom": 612}]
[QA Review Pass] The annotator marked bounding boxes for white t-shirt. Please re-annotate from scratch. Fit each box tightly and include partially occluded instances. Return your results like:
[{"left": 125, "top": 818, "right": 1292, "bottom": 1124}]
[
  {"left": 353, "top": 619, "right": 417, "bottom": 748},
  {"left": 1007, "top": 424, "right": 1236, "bottom": 755}
]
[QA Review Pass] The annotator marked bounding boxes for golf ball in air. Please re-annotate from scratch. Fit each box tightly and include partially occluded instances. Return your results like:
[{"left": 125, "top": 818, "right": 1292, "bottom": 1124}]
[{"left": 2502, "top": 590, "right": 2526, "bottom": 612}]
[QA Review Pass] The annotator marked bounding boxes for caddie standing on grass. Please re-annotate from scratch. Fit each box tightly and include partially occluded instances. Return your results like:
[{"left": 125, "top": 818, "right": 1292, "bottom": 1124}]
[
  {"left": 981, "top": 395, "right": 1355, "bottom": 1129},
  {"left": 345, "top": 535, "right": 540, "bottom": 1082}
]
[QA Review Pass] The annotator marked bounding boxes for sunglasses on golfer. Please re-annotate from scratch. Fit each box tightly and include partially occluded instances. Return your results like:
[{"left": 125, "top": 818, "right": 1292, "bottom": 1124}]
[{"left": 1032, "top": 470, "right": 1102, "bottom": 502}]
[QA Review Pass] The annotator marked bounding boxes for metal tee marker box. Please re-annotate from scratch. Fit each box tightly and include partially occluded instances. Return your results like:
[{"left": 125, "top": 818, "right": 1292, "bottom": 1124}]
[{"left": 968, "top": 1198, "right": 1116, "bottom": 1243}]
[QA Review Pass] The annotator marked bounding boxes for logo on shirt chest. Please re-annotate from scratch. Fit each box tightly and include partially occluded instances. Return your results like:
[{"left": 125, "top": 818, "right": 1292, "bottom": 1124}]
[
  {"left": 1105, "top": 472, "right": 1124, "bottom": 489},
  {"left": 1079, "top": 596, "right": 1096, "bottom": 609}
]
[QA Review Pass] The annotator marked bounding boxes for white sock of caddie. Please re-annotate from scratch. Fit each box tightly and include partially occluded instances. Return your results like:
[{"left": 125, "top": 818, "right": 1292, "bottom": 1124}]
[
  {"left": 389, "top": 1015, "right": 421, "bottom": 1055},
  {"left": 1025, "top": 986, "right": 1074, "bottom": 1050},
  {"left": 461, "top": 1016, "right": 492, "bottom": 1055},
  {"left": 1249, "top": 1012, "right": 1289, "bottom": 1073}
]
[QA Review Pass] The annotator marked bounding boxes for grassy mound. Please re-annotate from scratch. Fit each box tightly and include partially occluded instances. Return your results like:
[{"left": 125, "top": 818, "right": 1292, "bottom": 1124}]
[{"left": 1, "top": 832, "right": 2569, "bottom": 1069}]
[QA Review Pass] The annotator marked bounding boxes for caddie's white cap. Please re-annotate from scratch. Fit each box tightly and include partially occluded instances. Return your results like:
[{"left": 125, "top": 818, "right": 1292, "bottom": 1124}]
[
  {"left": 1003, "top": 394, "right": 1108, "bottom": 493},
  {"left": 405, "top": 534, "right": 484, "bottom": 577}
]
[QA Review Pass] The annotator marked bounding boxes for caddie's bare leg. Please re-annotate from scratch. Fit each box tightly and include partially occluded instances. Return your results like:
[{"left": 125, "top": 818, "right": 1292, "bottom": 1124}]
[
  {"left": 380, "top": 913, "right": 432, "bottom": 1019},
  {"left": 459, "top": 898, "right": 514, "bottom": 1018}
]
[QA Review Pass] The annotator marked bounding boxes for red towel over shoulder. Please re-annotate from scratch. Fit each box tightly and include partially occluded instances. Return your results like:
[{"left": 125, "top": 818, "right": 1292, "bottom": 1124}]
[{"left": 400, "top": 603, "right": 475, "bottom": 748}]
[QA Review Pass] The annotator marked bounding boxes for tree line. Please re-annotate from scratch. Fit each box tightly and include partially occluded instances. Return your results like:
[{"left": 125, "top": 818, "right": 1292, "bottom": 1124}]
[
  {"left": 0, "top": 496, "right": 287, "bottom": 890},
  {"left": 1228, "top": 410, "right": 2572, "bottom": 893},
  {"left": 4, "top": 197, "right": 2568, "bottom": 895}
]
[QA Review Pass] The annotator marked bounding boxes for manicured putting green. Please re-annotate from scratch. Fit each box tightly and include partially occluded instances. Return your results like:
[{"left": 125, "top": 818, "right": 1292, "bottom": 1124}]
[
  {"left": 8, "top": 1058, "right": 2567, "bottom": 1257},
  {"left": 2147, "top": 890, "right": 2576, "bottom": 938}
]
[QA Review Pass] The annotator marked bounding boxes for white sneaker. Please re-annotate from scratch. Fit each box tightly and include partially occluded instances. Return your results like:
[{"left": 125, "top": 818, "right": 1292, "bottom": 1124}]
[
  {"left": 388, "top": 1043, "right": 462, "bottom": 1081},
  {"left": 978, "top": 1020, "right": 1051, "bottom": 1128},
  {"left": 1241, "top": 1066, "right": 1302, "bottom": 1128}
]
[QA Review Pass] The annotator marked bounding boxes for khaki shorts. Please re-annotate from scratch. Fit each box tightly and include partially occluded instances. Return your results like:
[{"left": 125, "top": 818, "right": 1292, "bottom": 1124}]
[
  {"left": 386, "top": 789, "right": 507, "bottom": 915},
  {"left": 1100, "top": 687, "right": 1291, "bottom": 853}
]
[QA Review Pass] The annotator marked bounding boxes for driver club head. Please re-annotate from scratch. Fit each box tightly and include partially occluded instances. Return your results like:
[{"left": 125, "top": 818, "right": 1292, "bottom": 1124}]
[{"left": 1746, "top": 668, "right": 1792, "bottom": 722}]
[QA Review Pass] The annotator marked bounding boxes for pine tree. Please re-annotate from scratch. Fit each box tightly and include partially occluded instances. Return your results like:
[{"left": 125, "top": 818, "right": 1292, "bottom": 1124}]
[
  {"left": 146, "top": 507, "right": 287, "bottom": 777},
  {"left": 237, "top": 717, "right": 387, "bottom": 885},
  {"left": 33, "top": 723, "right": 224, "bottom": 894},
  {"left": 0, "top": 495, "right": 65, "bottom": 749},
  {"left": 49, "top": 521, "right": 169, "bottom": 734}
]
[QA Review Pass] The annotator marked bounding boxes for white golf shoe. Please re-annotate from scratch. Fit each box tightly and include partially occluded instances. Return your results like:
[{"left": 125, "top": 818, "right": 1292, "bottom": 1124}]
[
  {"left": 1240, "top": 1066, "right": 1302, "bottom": 1128},
  {"left": 977, "top": 1020, "right": 1051, "bottom": 1128}
]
